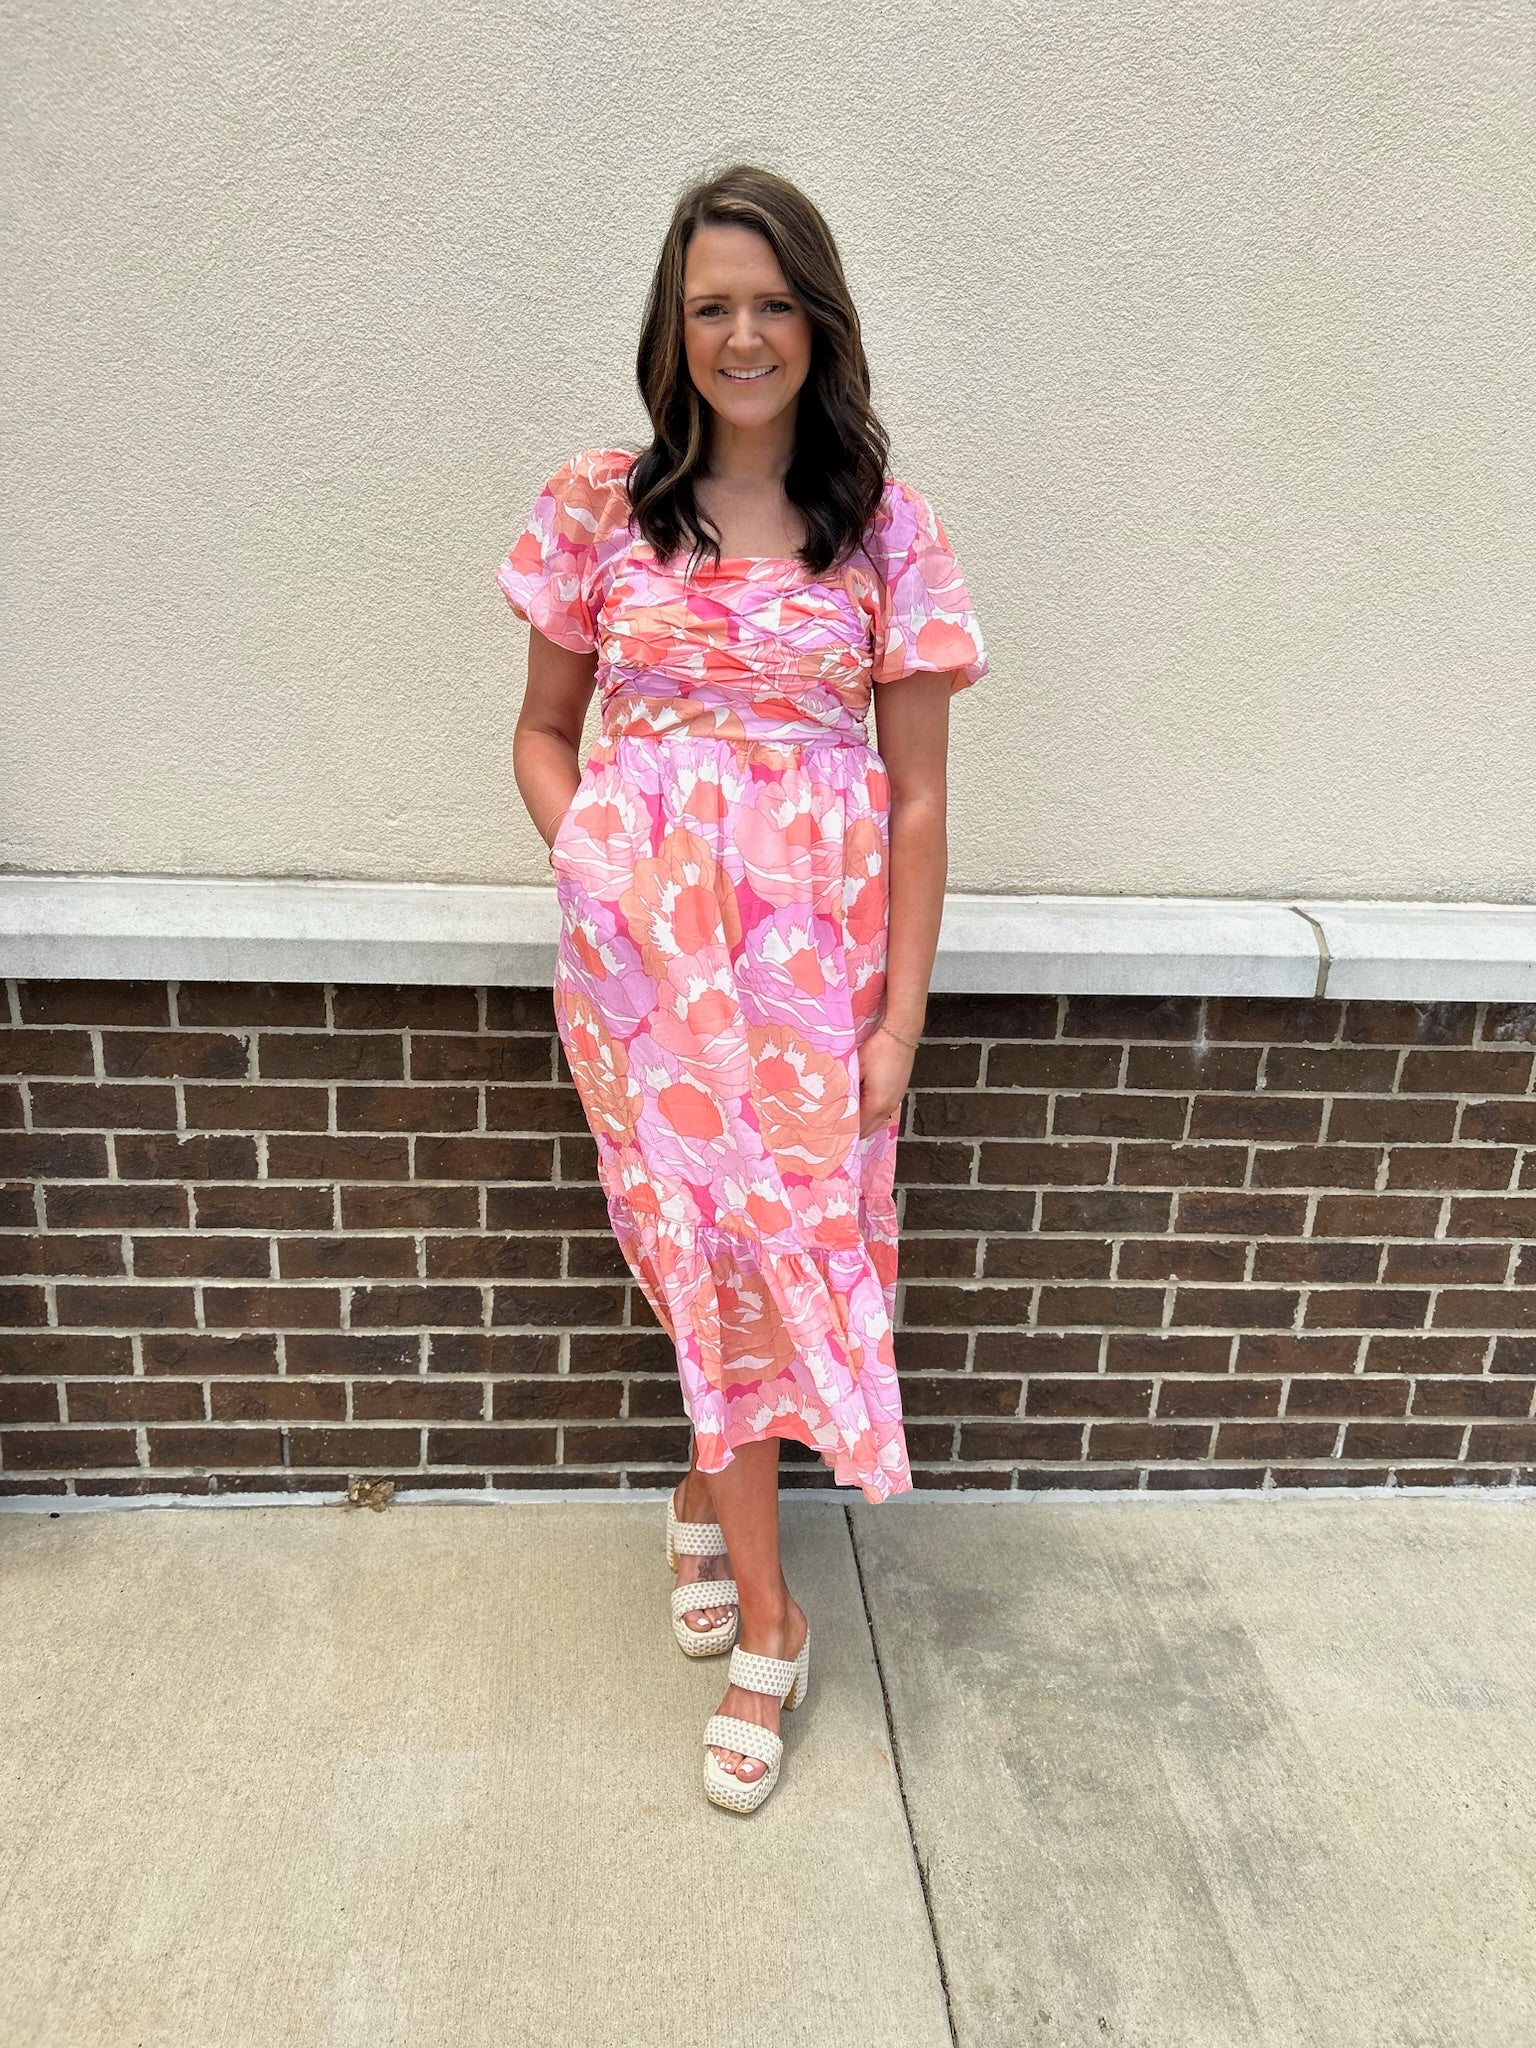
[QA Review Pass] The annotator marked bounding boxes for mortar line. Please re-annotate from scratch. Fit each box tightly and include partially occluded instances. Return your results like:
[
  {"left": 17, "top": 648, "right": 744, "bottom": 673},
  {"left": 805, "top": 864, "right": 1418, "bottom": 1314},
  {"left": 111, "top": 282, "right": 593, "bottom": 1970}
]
[{"left": 845, "top": 1504, "right": 959, "bottom": 2048}]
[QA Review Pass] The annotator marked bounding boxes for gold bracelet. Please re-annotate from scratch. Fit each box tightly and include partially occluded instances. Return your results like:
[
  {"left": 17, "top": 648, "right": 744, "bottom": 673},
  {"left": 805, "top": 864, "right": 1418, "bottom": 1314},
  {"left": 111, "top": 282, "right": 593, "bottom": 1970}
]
[{"left": 878, "top": 1022, "right": 922, "bottom": 1051}]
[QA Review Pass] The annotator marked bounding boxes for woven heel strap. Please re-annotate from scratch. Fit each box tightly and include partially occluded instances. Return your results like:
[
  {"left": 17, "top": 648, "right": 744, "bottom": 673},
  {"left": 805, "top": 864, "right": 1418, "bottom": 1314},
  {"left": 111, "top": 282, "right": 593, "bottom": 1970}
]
[
  {"left": 727, "top": 1644, "right": 800, "bottom": 1700},
  {"left": 669, "top": 1579, "right": 739, "bottom": 1621},
  {"left": 704, "top": 1715, "right": 783, "bottom": 1770},
  {"left": 668, "top": 1512, "right": 729, "bottom": 1558}
]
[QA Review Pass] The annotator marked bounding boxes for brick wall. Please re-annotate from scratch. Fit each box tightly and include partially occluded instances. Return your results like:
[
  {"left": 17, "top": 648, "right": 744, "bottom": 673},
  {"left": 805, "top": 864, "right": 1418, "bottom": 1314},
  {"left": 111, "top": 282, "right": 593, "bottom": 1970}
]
[{"left": 2, "top": 979, "right": 1533, "bottom": 1498}]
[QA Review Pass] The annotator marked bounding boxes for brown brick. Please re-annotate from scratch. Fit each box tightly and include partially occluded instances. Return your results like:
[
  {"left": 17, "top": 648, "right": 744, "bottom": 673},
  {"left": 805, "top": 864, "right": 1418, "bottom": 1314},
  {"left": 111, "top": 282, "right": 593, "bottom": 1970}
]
[
  {"left": 287, "top": 1426, "right": 421, "bottom": 1468},
  {"left": 1040, "top": 1191, "right": 1172, "bottom": 1235},
  {"left": 0, "top": 1381, "right": 60, "bottom": 1422},
  {"left": 345, "top": 1285, "right": 480, "bottom": 1328},
  {"left": 1520, "top": 1246, "right": 1536, "bottom": 1285},
  {"left": 203, "top": 1286, "right": 342, "bottom": 1329},
  {"left": 0, "top": 1185, "right": 34, "bottom": 1228},
  {"left": 1028, "top": 1377, "right": 1152, "bottom": 1419},
  {"left": 973, "top": 1331, "right": 1101, "bottom": 1374},
  {"left": 1169, "top": 1288, "right": 1300, "bottom": 1329},
  {"left": 1215, "top": 1422, "right": 1338, "bottom": 1460},
  {"left": 1433, "top": 1290, "right": 1536, "bottom": 1330},
  {"left": 18, "top": 981, "right": 170, "bottom": 1027},
  {"left": 257, "top": 1033, "right": 403, "bottom": 1082},
  {"left": 1464, "top": 1423, "right": 1536, "bottom": 1460},
  {"left": 1368, "top": 1334, "right": 1488, "bottom": 1375},
  {"left": 902, "top": 1190, "right": 1035, "bottom": 1234},
  {"left": 1177, "top": 1191, "right": 1306, "bottom": 1236},
  {"left": 1206, "top": 999, "right": 1343, "bottom": 1044},
  {"left": 335, "top": 1086, "right": 477, "bottom": 1133},
  {"left": 332, "top": 986, "right": 479, "bottom": 1031},
  {"left": 492, "top": 1377, "right": 623, "bottom": 1420},
  {"left": 0, "top": 1233, "right": 123, "bottom": 1278},
  {"left": 976, "top": 1142, "right": 1112, "bottom": 1187},
  {"left": 425, "top": 1236, "right": 563, "bottom": 1281},
  {"left": 343, "top": 1184, "right": 481, "bottom": 1230},
  {"left": 1086, "top": 1422, "right": 1211, "bottom": 1459},
  {"left": 0, "top": 1084, "right": 24, "bottom": 1127},
  {"left": 409, "top": 1035, "right": 549, "bottom": 1083},
  {"left": 1342, "top": 1422, "right": 1463, "bottom": 1460},
  {"left": 353, "top": 1379, "right": 485, "bottom": 1421},
  {"left": 1401, "top": 1049, "right": 1532, "bottom": 1095},
  {"left": 47, "top": 1184, "right": 186, "bottom": 1231},
  {"left": 1412, "top": 1378, "right": 1534, "bottom": 1419},
  {"left": 102, "top": 1032, "right": 249, "bottom": 1080},
  {"left": 911, "top": 1093, "right": 1049, "bottom": 1140},
  {"left": 1341, "top": 1002, "right": 1475, "bottom": 1046},
  {"left": 193, "top": 1185, "right": 332, "bottom": 1231},
  {"left": 68, "top": 1380, "right": 205, "bottom": 1423},
  {"left": 1063, "top": 997, "right": 1200, "bottom": 1041},
  {"left": 896, "top": 1375, "right": 1022, "bottom": 1418},
  {"left": 1236, "top": 1334, "right": 1360, "bottom": 1375},
  {"left": 625, "top": 1378, "right": 689, "bottom": 1418},
  {"left": 1189, "top": 1096, "right": 1323, "bottom": 1142},
  {"left": 484, "top": 1089, "right": 590, "bottom": 1134},
  {"left": 132, "top": 1235, "right": 270, "bottom": 1280},
  {"left": 417, "top": 1136, "right": 554, "bottom": 1181},
  {"left": 1383, "top": 1242, "right": 1510, "bottom": 1286},
  {"left": 1484, "top": 1006, "right": 1536, "bottom": 1044},
  {"left": 177, "top": 983, "right": 328, "bottom": 1027},
  {"left": 147, "top": 1427, "right": 284, "bottom": 1467},
  {"left": 0, "top": 1029, "right": 94, "bottom": 1076},
  {"left": 1265, "top": 1048, "right": 1400, "bottom": 1094},
  {"left": 1036, "top": 1285, "right": 1165, "bottom": 1328},
  {"left": 1251, "top": 1145, "right": 1383, "bottom": 1189},
  {"left": 143, "top": 1332, "right": 280, "bottom": 1374},
  {"left": 1388, "top": 1148, "right": 1519, "bottom": 1192},
  {"left": 1106, "top": 1333, "right": 1231, "bottom": 1375},
  {"left": 278, "top": 1236, "right": 419, "bottom": 1280},
  {"left": 490, "top": 1283, "right": 626, "bottom": 1328},
  {"left": 957, "top": 1421, "right": 1082, "bottom": 1459},
  {"left": 285, "top": 1333, "right": 419, "bottom": 1374},
  {"left": 1313, "top": 1194, "right": 1442, "bottom": 1238},
  {"left": 482, "top": 989, "right": 558, "bottom": 1033},
  {"left": 1114, "top": 1144, "right": 1249, "bottom": 1188},
  {"left": 907, "top": 1238, "right": 986, "bottom": 1279},
  {"left": 266, "top": 1135, "right": 410, "bottom": 1181},
  {"left": 1145, "top": 1466, "right": 1268, "bottom": 1491},
  {"left": 211, "top": 1381, "right": 348, "bottom": 1421},
  {"left": 1446, "top": 1196, "right": 1536, "bottom": 1237},
  {"left": 1491, "top": 1336, "right": 1536, "bottom": 1376},
  {"left": 5, "top": 1427, "right": 139, "bottom": 1469},
  {"left": 116, "top": 1133, "right": 259, "bottom": 1180},
  {"left": 1286, "top": 1376, "right": 1408, "bottom": 1417},
  {"left": 984, "top": 1238, "right": 1111, "bottom": 1280},
  {"left": 186, "top": 1085, "right": 329, "bottom": 1132},
  {"left": 1119, "top": 1239, "right": 1247, "bottom": 1282},
  {"left": 565, "top": 1424, "right": 692, "bottom": 1463},
  {"left": 926, "top": 994, "right": 1057, "bottom": 1039},
  {"left": 421, "top": 1425, "right": 559, "bottom": 1464},
  {"left": 1125, "top": 1045, "right": 1263, "bottom": 1092},
  {"left": 1053, "top": 1093, "right": 1187, "bottom": 1140},
  {"left": 985, "top": 1044, "right": 1124, "bottom": 1091},
  {"left": 890, "top": 1140, "right": 976, "bottom": 1187},
  {"left": 54, "top": 1284, "right": 194, "bottom": 1328},
  {"left": 1325, "top": 1097, "right": 1459, "bottom": 1144},
  {"left": 31, "top": 1082, "right": 178, "bottom": 1131},
  {"left": 1460, "top": 1099, "right": 1536, "bottom": 1144},
  {"left": 908, "top": 1043, "right": 984, "bottom": 1088},
  {"left": 484, "top": 1186, "right": 615, "bottom": 1232},
  {"left": 1, "top": 1332, "right": 131, "bottom": 1376},
  {"left": 564, "top": 1330, "right": 668, "bottom": 1373},
  {"left": 1254, "top": 1241, "right": 1380, "bottom": 1284},
  {"left": 1302, "top": 1288, "right": 1430, "bottom": 1330},
  {"left": 1157, "top": 1378, "right": 1280, "bottom": 1419},
  {"left": 1525, "top": 1156, "right": 1536, "bottom": 1191},
  {"left": 897, "top": 1283, "right": 1022, "bottom": 1327}
]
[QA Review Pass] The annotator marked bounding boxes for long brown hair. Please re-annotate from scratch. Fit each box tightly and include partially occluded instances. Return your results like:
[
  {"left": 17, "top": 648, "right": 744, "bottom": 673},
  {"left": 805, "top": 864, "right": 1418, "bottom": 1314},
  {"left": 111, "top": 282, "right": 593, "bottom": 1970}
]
[{"left": 626, "top": 164, "right": 891, "bottom": 578}]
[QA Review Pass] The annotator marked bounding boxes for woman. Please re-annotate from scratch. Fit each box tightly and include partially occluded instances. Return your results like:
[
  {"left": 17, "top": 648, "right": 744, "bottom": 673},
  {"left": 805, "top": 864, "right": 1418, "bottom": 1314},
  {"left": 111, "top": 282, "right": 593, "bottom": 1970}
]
[{"left": 497, "top": 163, "right": 987, "bottom": 1814}]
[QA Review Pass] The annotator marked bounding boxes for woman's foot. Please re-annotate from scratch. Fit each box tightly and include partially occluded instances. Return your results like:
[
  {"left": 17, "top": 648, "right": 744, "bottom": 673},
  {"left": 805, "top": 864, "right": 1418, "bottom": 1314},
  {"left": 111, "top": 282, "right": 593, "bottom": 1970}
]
[
  {"left": 708, "top": 1595, "right": 808, "bottom": 1785},
  {"left": 672, "top": 1475, "right": 735, "bottom": 1635}
]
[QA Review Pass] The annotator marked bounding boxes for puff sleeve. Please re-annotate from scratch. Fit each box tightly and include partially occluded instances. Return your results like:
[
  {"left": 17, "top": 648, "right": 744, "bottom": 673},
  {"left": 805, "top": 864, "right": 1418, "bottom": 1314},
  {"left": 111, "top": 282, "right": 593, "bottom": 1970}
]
[
  {"left": 868, "top": 477, "right": 989, "bottom": 691},
  {"left": 495, "top": 450, "right": 612, "bottom": 652}
]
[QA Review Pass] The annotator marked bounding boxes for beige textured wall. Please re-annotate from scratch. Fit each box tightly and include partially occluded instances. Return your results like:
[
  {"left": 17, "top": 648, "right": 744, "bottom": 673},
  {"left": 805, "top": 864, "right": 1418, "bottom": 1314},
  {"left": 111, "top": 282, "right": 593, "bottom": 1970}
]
[{"left": 4, "top": 1, "right": 1533, "bottom": 901}]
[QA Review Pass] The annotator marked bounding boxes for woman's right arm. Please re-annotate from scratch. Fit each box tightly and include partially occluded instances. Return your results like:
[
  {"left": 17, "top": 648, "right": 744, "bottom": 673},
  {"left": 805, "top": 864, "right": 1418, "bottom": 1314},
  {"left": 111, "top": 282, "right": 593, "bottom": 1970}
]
[{"left": 512, "top": 628, "right": 598, "bottom": 849}]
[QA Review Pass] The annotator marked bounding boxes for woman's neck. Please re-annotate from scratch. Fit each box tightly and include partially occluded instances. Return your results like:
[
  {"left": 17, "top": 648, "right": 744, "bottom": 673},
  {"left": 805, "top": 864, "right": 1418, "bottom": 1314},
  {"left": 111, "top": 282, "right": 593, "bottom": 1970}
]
[{"left": 702, "top": 412, "right": 795, "bottom": 484}]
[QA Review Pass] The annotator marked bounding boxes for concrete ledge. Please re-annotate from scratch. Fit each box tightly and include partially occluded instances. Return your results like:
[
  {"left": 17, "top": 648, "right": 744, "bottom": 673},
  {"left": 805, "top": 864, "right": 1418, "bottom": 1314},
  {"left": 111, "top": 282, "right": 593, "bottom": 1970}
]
[{"left": 1, "top": 874, "right": 1533, "bottom": 1001}]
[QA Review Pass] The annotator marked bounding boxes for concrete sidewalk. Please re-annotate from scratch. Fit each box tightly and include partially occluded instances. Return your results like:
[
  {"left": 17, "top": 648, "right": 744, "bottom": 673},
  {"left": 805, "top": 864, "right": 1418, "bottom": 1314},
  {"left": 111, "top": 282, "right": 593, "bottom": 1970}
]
[{"left": 1, "top": 1494, "right": 1533, "bottom": 2048}]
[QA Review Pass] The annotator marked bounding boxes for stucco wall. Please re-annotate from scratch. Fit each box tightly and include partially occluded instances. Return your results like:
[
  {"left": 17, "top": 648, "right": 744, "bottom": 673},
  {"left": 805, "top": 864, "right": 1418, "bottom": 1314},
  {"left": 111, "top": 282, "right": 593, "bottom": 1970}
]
[{"left": 4, "top": 0, "right": 1533, "bottom": 899}]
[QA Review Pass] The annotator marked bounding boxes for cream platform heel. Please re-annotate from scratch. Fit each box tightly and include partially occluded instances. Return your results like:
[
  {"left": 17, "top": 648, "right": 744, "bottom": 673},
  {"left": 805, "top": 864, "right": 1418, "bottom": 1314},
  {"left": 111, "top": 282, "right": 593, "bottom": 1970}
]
[
  {"left": 702, "top": 1631, "right": 811, "bottom": 1815},
  {"left": 665, "top": 1493, "right": 739, "bottom": 1657}
]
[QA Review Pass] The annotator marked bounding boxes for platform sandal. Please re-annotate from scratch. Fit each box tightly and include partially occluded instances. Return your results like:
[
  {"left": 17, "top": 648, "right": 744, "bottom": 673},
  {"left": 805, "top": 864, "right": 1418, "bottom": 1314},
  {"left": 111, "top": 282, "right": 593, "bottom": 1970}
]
[
  {"left": 702, "top": 1630, "right": 811, "bottom": 1815},
  {"left": 665, "top": 1492, "right": 739, "bottom": 1657}
]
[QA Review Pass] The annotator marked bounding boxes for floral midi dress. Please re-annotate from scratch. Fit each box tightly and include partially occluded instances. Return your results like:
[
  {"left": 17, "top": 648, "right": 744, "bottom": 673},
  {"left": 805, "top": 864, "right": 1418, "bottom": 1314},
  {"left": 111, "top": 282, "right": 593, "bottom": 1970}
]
[{"left": 496, "top": 447, "right": 987, "bottom": 1503}]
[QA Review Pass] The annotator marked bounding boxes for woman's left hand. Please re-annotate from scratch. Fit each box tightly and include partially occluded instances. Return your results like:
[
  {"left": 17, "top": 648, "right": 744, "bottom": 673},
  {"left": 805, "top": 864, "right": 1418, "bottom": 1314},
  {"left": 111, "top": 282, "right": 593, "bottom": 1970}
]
[{"left": 858, "top": 1025, "right": 916, "bottom": 1137}]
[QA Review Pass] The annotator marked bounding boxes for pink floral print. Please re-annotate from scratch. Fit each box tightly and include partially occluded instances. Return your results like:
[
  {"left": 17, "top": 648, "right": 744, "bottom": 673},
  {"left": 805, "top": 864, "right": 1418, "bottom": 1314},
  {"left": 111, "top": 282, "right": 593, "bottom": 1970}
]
[{"left": 497, "top": 447, "right": 987, "bottom": 1502}]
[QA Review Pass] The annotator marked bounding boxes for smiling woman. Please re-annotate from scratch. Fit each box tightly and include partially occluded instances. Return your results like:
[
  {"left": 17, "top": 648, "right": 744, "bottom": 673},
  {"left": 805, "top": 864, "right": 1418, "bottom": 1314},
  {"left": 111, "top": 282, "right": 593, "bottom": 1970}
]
[{"left": 497, "top": 162, "right": 987, "bottom": 1816}]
